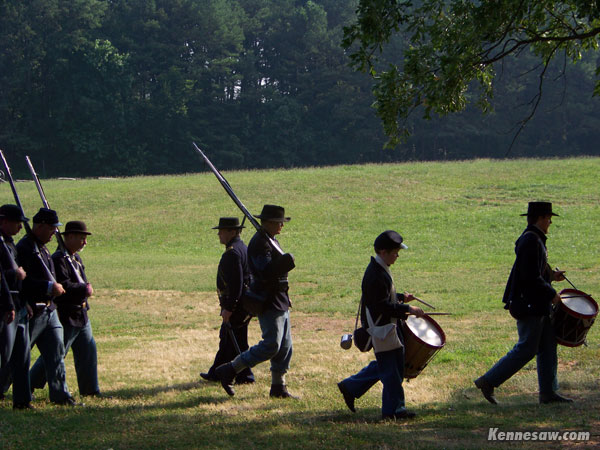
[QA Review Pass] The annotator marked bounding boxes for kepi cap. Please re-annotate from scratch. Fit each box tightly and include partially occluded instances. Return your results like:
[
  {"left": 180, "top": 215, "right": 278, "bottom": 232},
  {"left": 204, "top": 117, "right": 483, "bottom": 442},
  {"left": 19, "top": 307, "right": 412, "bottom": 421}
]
[
  {"left": 32, "top": 208, "right": 62, "bottom": 227},
  {"left": 0, "top": 204, "right": 29, "bottom": 222},
  {"left": 374, "top": 230, "right": 408, "bottom": 251}
]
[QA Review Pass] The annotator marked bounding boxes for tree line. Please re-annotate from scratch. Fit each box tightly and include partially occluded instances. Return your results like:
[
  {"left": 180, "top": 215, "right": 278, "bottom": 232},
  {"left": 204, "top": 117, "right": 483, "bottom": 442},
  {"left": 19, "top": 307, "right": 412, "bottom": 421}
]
[{"left": 1, "top": 0, "right": 599, "bottom": 178}]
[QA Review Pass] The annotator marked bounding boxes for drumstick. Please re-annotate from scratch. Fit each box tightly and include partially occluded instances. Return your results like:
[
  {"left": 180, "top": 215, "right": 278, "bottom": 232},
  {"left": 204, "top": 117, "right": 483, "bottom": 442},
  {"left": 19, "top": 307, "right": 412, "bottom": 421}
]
[
  {"left": 413, "top": 296, "right": 436, "bottom": 310},
  {"left": 407, "top": 312, "right": 452, "bottom": 316},
  {"left": 554, "top": 267, "right": 578, "bottom": 290}
]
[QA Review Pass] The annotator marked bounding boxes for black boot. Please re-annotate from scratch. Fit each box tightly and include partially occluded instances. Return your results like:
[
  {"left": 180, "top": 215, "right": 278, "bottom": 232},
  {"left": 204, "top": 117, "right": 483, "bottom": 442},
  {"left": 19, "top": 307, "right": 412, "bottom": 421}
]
[
  {"left": 337, "top": 382, "right": 356, "bottom": 413},
  {"left": 215, "top": 363, "right": 237, "bottom": 396},
  {"left": 269, "top": 384, "right": 298, "bottom": 399},
  {"left": 539, "top": 392, "right": 573, "bottom": 404},
  {"left": 474, "top": 376, "right": 498, "bottom": 405}
]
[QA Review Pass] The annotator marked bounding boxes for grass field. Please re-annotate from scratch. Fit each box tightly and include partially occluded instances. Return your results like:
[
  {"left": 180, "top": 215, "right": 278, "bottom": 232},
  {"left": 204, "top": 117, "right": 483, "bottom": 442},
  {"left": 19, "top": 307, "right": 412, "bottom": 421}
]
[{"left": 0, "top": 157, "right": 599, "bottom": 449}]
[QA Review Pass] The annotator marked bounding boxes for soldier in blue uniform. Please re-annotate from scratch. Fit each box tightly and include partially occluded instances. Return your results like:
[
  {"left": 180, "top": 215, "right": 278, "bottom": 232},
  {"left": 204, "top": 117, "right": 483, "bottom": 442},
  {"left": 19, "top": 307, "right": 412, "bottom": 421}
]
[
  {"left": 337, "top": 230, "right": 424, "bottom": 420},
  {"left": 0, "top": 204, "right": 33, "bottom": 409},
  {"left": 215, "top": 205, "right": 296, "bottom": 398},
  {"left": 29, "top": 220, "right": 107, "bottom": 398},
  {"left": 201, "top": 217, "right": 255, "bottom": 385},
  {"left": 17, "top": 208, "right": 80, "bottom": 406},
  {"left": 474, "top": 202, "right": 571, "bottom": 405}
]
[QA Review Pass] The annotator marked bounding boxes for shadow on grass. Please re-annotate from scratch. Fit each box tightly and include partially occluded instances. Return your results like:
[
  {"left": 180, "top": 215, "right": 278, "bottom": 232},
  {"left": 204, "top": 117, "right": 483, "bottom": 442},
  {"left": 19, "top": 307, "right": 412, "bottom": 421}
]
[
  {"left": 105, "top": 381, "right": 202, "bottom": 399},
  {"left": 3, "top": 379, "right": 599, "bottom": 450}
]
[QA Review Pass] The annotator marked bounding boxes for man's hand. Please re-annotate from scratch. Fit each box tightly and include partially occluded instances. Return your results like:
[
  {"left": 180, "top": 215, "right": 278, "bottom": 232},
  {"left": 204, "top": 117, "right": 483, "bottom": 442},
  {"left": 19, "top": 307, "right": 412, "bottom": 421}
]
[
  {"left": 85, "top": 283, "right": 94, "bottom": 297},
  {"left": 408, "top": 305, "right": 425, "bottom": 318},
  {"left": 403, "top": 292, "right": 415, "bottom": 302},
  {"left": 221, "top": 309, "right": 233, "bottom": 323},
  {"left": 552, "top": 293, "right": 562, "bottom": 305},
  {"left": 553, "top": 270, "right": 566, "bottom": 282},
  {"left": 3, "top": 310, "right": 15, "bottom": 324},
  {"left": 16, "top": 267, "right": 26, "bottom": 281},
  {"left": 52, "top": 282, "right": 65, "bottom": 297}
]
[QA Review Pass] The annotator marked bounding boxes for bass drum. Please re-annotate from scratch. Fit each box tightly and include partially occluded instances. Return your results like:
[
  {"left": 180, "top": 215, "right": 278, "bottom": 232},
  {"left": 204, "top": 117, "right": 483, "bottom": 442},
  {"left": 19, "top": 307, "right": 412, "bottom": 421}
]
[
  {"left": 552, "top": 289, "right": 598, "bottom": 347},
  {"left": 402, "top": 315, "right": 446, "bottom": 379}
]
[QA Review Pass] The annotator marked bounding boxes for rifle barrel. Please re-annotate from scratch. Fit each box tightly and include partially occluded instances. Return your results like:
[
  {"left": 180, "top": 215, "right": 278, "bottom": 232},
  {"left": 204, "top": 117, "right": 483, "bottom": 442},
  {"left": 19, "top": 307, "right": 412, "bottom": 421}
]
[
  {"left": 25, "top": 156, "right": 64, "bottom": 249},
  {"left": 0, "top": 150, "right": 32, "bottom": 235},
  {"left": 25, "top": 156, "right": 85, "bottom": 284},
  {"left": 192, "top": 143, "right": 284, "bottom": 255},
  {"left": 0, "top": 150, "right": 56, "bottom": 283}
]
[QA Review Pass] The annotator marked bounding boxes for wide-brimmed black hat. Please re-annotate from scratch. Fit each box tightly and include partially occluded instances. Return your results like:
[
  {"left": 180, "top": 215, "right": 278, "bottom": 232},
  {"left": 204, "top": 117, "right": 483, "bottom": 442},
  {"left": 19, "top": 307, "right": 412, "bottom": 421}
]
[
  {"left": 254, "top": 204, "right": 290, "bottom": 222},
  {"left": 0, "top": 204, "right": 29, "bottom": 222},
  {"left": 62, "top": 220, "right": 92, "bottom": 235},
  {"left": 212, "top": 217, "right": 245, "bottom": 230},
  {"left": 520, "top": 202, "right": 559, "bottom": 217},
  {"left": 32, "top": 208, "right": 62, "bottom": 226},
  {"left": 374, "top": 230, "right": 408, "bottom": 251}
]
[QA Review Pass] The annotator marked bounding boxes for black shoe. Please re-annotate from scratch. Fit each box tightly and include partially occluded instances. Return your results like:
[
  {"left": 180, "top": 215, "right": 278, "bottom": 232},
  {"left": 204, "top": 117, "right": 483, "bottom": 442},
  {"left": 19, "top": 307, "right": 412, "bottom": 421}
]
[
  {"left": 13, "top": 402, "right": 35, "bottom": 410},
  {"left": 337, "top": 382, "right": 356, "bottom": 413},
  {"left": 54, "top": 396, "right": 85, "bottom": 407},
  {"left": 200, "top": 372, "right": 218, "bottom": 382},
  {"left": 82, "top": 391, "right": 113, "bottom": 399},
  {"left": 269, "top": 384, "right": 298, "bottom": 399},
  {"left": 214, "top": 363, "right": 237, "bottom": 396},
  {"left": 382, "top": 410, "right": 416, "bottom": 420},
  {"left": 540, "top": 392, "right": 573, "bottom": 404},
  {"left": 235, "top": 377, "right": 255, "bottom": 385},
  {"left": 474, "top": 376, "right": 498, "bottom": 405}
]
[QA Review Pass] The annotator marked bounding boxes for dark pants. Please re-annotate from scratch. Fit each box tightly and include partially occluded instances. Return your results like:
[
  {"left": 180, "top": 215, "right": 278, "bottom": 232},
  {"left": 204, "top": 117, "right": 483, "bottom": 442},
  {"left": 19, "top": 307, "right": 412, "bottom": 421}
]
[
  {"left": 29, "top": 308, "right": 70, "bottom": 402},
  {"left": 481, "top": 314, "right": 558, "bottom": 394},
  {"left": 30, "top": 320, "right": 100, "bottom": 395},
  {"left": 1, "top": 315, "right": 17, "bottom": 369},
  {"left": 207, "top": 316, "right": 254, "bottom": 383},
  {"left": 340, "top": 347, "right": 407, "bottom": 417},
  {"left": 0, "top": 308, "right": 32, "bottom": 405}
]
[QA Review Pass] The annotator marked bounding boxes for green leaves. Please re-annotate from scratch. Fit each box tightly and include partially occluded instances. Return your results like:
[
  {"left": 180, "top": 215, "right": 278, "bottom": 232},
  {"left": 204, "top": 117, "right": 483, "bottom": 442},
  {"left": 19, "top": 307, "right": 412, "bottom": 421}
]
[{"left": 343, "top": 0, "right": 600, "bottom": 146}]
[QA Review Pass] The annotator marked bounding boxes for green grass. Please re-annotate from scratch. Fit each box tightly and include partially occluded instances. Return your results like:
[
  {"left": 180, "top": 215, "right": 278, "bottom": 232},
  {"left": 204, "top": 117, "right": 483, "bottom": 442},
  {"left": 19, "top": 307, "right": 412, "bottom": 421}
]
[{"left": 0, "top": 157, "right": 599, "bottom": 449}]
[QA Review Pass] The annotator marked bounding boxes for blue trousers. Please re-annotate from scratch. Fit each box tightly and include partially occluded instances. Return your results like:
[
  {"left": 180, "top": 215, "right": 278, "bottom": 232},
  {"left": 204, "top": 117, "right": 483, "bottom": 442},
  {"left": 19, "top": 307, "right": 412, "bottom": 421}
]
[
  {"left": 1, "top": 316, "right": 17, "bottom": 369},
  {"left": 30, "top": 320, "right": 100, "bottom": 395},
  {"left": 29, "top": 308, "right": 70, "bottom": 402},
  {"left": 340, "top": 347, "right": 406, "bottom": 416},
  {"left": 0, "top": 308, "right": 32, "bottom": 405},
  {"left": 239, "top": 308, "right": 292, "bottom": 375},
  {"left": 482, "top": 315, "right": 558, "bottom": 394}
]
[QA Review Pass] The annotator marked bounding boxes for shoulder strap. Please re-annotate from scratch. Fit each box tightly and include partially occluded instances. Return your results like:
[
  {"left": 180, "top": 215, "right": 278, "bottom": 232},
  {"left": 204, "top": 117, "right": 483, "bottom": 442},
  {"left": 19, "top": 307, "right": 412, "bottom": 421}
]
[{"left": 354, "top": 298, "right": 382, "bottom": 331}]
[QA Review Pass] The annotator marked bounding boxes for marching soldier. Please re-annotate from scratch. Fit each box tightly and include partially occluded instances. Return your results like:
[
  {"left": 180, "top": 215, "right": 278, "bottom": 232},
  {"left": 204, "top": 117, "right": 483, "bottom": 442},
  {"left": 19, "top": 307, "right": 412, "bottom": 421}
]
[
  {"left": 215, "top": 205, "right": 297, "bottom": 398},
  {"left": 337, "top": 230, "right": 424, "bottom": 420},
  {"left": 17, "top": 208, "right": 79, "bottom": 406},
  {"left": 29, "top": 220, "right": 107, "bottom": 398},
  {"left": 0, "top": 204, "right": 33, "bottom": 409},
  {"left": 474, "top": 202, "right": 570, "bottom": 404},
  {"left": 200, "top": 217, "right": 255, "bottom": 385}
]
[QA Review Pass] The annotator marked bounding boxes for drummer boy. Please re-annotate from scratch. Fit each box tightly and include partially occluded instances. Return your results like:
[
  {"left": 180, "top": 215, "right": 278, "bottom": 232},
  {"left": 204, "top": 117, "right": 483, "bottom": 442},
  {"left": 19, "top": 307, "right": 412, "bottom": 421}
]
[
  {"left": 337, "top": 230, "right": 424, "bottom": 420},
  {"left": 474, "top": 202, "right": 571, "bottom": 405}
]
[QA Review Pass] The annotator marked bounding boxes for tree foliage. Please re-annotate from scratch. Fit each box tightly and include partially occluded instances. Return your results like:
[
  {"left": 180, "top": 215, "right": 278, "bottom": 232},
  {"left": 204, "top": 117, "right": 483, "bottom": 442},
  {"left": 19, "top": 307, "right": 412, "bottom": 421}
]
[
  {"left": 0, "top": 0, "right": 599, "bottom": 177},
  {"left": 343, "top": 0, "right": 600, "bottom": 147}
]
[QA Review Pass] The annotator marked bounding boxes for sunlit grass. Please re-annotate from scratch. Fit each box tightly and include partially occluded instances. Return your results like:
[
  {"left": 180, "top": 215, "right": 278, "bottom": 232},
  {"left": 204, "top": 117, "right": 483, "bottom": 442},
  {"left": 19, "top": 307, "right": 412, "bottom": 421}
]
[{"left": 0, "top": 157, "right": 598, "bottom": 449}]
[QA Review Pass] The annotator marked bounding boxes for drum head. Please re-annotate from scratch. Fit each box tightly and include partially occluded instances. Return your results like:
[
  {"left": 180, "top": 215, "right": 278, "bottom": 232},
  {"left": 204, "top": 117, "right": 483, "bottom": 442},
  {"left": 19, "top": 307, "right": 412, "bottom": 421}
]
[
  {"left": 559, "top": 289, "right": 599, "bottom": 318},
  {"left": 405, "top": 315, "right": 446, "bottom": 348}
]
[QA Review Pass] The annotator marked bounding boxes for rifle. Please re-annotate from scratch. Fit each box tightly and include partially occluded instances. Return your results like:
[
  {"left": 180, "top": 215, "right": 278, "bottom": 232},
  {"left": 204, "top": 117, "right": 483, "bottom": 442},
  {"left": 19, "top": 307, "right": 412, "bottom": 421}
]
[
  {"left": 0, "top": 149, "right": 56, "bottom": 283},
  {"left": 24, "top": 156, "right": 86, "bottom": 285},
  {"left": 192, "top": 143, "right": 284, "bottom": 256}
]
